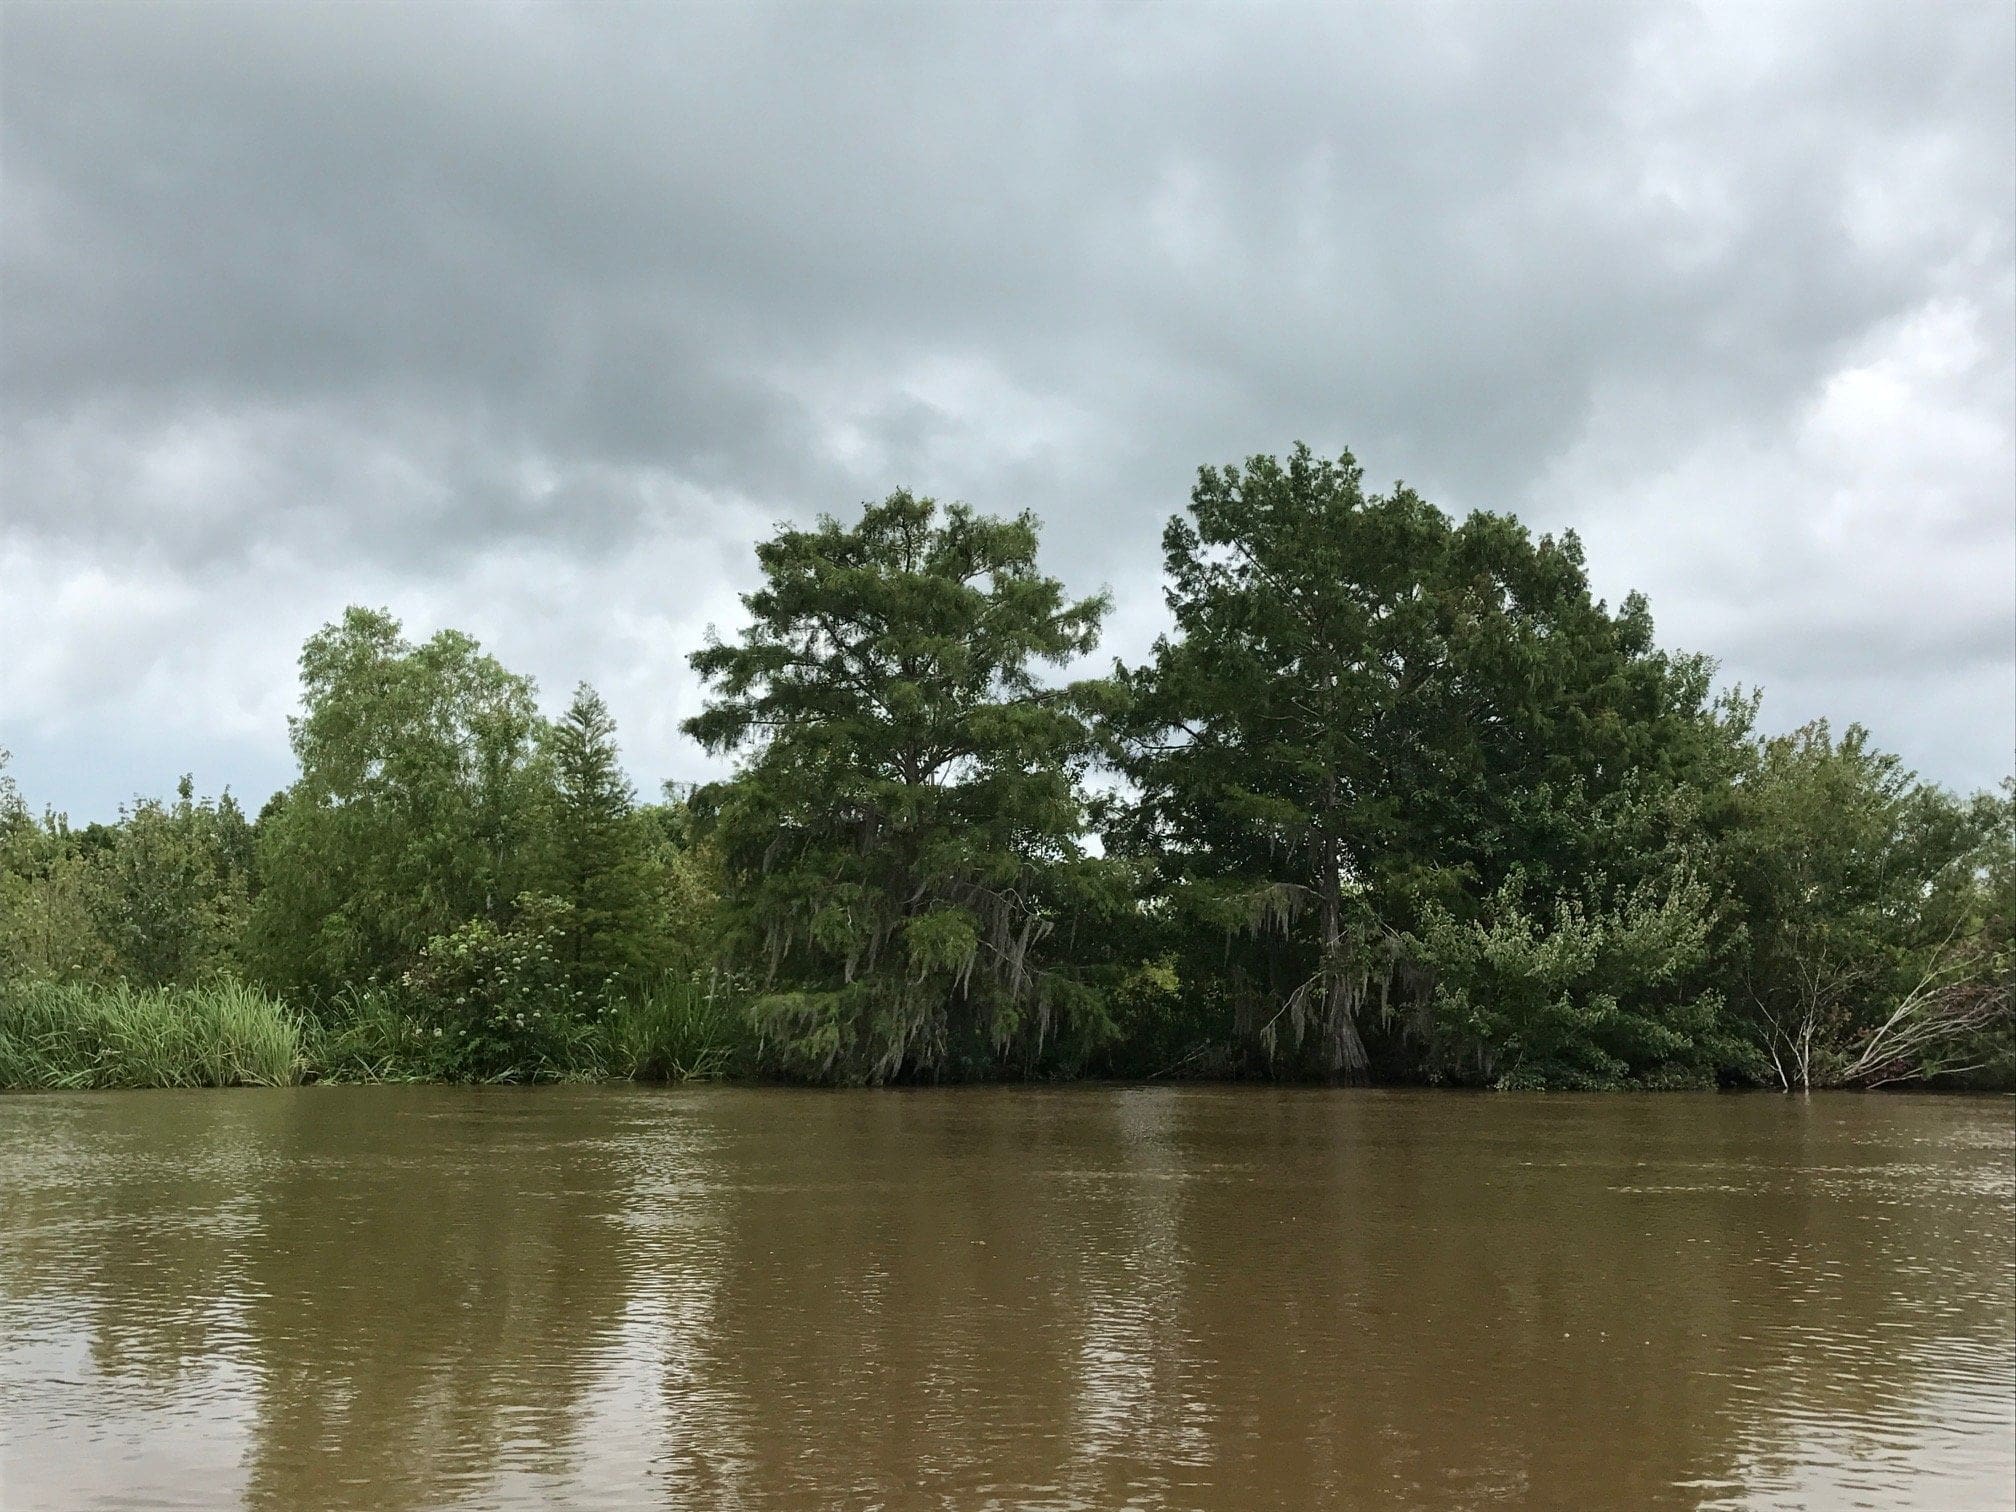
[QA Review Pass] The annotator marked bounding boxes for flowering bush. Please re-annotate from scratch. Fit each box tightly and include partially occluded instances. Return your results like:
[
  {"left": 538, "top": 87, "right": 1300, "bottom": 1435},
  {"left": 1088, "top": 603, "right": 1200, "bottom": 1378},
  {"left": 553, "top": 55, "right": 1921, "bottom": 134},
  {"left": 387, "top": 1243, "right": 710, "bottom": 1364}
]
[{"left": 394, "top": 893, "right": 600, "bottom": 1081}]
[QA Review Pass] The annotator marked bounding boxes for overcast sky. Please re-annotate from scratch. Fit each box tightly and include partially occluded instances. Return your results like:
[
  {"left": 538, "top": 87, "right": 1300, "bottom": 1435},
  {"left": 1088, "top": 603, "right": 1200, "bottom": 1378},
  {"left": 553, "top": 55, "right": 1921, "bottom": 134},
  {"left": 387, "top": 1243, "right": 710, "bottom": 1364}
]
[{"left": 3, "top": 0, "right": 2011, "bottom": 818}]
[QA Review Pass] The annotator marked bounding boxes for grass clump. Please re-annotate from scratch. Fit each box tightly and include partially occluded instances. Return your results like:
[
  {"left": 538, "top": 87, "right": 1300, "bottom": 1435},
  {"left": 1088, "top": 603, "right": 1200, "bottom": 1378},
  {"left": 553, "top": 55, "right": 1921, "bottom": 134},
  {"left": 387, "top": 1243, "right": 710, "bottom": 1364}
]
[
  {"left": 604, "top": 975, "right": 753, "bottom": 1082},
  {"left": 0, "top": 978, "right": 304, "bottom": 1089}
]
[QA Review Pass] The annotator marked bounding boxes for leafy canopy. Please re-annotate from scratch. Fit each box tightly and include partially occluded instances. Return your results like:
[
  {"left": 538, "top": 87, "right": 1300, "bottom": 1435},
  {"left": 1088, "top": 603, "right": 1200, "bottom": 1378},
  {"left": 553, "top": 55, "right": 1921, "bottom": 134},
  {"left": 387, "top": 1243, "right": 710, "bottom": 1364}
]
[
  {"left": 685, "top": 490, "right": 1120, "bottom": 1082},
  {"left": 1113, "top": 444, "right": 1736, "bottom": 1079},
  {"left": 247, "top": 607, "right": 552, "bottom": 998}
]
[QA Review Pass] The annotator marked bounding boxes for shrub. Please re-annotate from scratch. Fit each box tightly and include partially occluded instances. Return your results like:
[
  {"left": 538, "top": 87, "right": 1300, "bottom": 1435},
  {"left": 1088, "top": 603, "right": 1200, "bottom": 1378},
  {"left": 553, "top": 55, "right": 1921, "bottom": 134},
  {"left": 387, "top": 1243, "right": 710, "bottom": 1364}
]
[
  {"left": 382, "top": 893, "right": 602, "bottom": 1082},
  {"left": 1414, "top": 868, "right": 1754, "bottom": 1090}
]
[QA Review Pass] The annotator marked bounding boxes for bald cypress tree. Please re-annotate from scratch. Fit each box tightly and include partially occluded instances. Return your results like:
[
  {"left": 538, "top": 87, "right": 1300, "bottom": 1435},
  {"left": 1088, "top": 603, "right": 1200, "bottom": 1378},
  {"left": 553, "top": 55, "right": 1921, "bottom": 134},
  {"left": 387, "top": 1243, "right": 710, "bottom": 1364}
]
[{"left": 684, "top": 491, "right": 1121, "bottom": 1083}]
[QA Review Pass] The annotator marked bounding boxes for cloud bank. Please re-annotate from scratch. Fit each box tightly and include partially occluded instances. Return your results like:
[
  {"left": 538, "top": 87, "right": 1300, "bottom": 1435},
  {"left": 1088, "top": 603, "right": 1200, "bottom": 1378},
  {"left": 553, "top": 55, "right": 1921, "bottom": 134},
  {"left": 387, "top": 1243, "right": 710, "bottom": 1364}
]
[{"left": 3, "top": 0, "right": 2010, "bottom": 814}]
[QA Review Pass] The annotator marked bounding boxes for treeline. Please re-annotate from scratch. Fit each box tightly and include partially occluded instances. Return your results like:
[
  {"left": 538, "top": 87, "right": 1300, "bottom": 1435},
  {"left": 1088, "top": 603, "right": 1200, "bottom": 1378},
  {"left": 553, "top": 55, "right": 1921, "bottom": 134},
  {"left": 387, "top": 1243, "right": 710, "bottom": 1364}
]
[{"left": 4, "top": 446, "right": 2010, "bottom": 1089}]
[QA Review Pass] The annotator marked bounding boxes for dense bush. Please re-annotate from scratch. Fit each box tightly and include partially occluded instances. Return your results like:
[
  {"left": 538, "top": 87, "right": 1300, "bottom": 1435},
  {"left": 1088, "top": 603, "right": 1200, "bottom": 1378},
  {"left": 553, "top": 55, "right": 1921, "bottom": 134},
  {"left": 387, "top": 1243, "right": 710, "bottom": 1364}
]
[
  {"left": 1413, "top": 869, "right": 1755, "bottom": 1089},
  {"left": 386, "top": 893, "right": 599, "bottom": 1082}
]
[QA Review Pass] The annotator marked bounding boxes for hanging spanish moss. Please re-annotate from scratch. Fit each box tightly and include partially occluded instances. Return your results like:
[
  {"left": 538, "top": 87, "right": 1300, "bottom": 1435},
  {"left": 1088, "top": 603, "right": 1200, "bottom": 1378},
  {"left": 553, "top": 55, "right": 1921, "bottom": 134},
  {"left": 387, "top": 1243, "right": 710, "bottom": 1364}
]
[{"left": 683, "top": 490, "right": 1125, "bottom": 1083}]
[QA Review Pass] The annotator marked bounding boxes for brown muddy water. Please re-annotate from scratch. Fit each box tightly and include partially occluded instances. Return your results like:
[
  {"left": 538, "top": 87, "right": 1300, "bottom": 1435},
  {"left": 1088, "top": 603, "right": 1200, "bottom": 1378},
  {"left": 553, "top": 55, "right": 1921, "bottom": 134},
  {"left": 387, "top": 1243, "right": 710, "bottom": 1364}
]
[{"left": 0, "top": 1087, "right": 2009, "bottom": 1511}]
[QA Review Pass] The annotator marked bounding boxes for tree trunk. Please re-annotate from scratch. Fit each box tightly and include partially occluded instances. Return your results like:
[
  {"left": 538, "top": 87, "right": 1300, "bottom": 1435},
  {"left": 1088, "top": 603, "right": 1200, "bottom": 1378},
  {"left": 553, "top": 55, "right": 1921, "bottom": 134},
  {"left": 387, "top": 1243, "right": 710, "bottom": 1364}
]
[{"left": 1318, "top": 828, "right": 1369, "bottom": 1082}]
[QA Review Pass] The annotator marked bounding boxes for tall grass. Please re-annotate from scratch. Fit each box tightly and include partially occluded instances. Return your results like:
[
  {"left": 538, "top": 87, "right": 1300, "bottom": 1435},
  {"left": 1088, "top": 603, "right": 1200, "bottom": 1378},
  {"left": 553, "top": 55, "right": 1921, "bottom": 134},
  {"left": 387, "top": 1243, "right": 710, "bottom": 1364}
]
[
  {"left": 0, "top": 975, "right": 754, "bottom": 1090},
  {"left": 300, "top": 989, "right": 435, "bottom": 1083},
  {"left": 604, "top": 975, "right": 753, "bottom": 1082},
  {"left": 0, "top": 979, "right": 304, "bottom": 1089}
]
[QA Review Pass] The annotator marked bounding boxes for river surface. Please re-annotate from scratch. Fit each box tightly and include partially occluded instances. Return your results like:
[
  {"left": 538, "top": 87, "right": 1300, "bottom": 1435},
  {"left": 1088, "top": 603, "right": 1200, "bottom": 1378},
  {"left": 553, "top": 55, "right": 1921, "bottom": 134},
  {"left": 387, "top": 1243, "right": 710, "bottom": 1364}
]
[{"left": 0, "top": 1087, "right": 2009, "bottom": 1511}]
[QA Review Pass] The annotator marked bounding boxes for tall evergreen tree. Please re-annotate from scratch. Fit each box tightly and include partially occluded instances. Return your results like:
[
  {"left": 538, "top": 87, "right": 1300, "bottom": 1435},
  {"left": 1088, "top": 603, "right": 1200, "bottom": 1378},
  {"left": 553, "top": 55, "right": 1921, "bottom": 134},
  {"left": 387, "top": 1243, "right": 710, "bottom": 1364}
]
[
  {"left": 546, "top": 684, "right": 665, "bottom": 992},
  {"left": 684, "top": 490, "right": 1120, "bottom": 1082}
]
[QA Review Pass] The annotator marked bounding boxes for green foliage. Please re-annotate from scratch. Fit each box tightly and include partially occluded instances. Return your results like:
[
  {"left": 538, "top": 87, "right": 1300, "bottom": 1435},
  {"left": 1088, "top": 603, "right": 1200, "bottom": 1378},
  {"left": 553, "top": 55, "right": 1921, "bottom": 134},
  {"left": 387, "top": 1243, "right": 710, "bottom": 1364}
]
[
  {"left": 1717, "top": 724, "right": 2011, "bottom": 1087},
  {"left": 1111, "top": 445, "right": 1738, "bottom": 1080},
  {"left": 1086, "top": 952, "right": 1238, "bottom": 1079},
  {"left": 603, "top": 974, "right": 754, "bottom": 1081},
  {"left": 4, "top": 454, "right": 2008, "bottom": 1094},
  {"left": 685, "top": 490, "right": 1125, "bottom": 1082},
  {"left": 301, "top": 990, "right": 436, "bottom": 1082},
  {"left": 544, "top": 684, "right": 678, "bottom": 992},
  {"left": 298, "top": 970, "right": 751, "bottom": 1085},
  {"left": 1945, "top": 798, "right": 2016, "bottom": 1086},
  {"left": 82, "top": 778, "right": 254, "bottom": 987},
  {"left": 0, "top": 978, "right": 302, "bottom": 1089},
  {"left": 384, "top": 892, "right": 599, "bottom": 1082},
  {"left": 0, "top": 754, "right": 254, "bottom": 989},
  {"left": 1413, "top": 866, "right": 1745, "bottom": 1089},
  {"left": 1, "top": 750, "right": 110, "bottom": 981},
  {"left": 0, "top": 835, "right": 113, "bottom": 984},
  {"left": 246, "top": 608, "right": 554, "bottom": 999},
  {"left": 634, "top": 794, "right": 730, "bottom": 975}
]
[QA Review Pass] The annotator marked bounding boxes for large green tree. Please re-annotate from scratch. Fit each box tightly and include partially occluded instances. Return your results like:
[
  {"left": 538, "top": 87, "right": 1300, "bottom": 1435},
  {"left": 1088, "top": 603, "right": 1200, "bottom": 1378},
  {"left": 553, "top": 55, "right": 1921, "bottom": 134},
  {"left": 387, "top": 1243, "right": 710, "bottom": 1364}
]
[
  {"left": 1112, "top": 445, "right": 1738, "bottom": 1080},
  {"left": 247, "top": 608, "right": 553, "bottom": 999},
  {"left": 0, "top": 752, "right": 115, "bottom": 983},
  {"left": 81, "top": 777, "right": 255, "bottom": 987},
  {"left": 684, "top": 490, "right": 1120, "bottom": 1082},
  {"left": 1717, "top": 723, "right": 2011, "bottom": 1087},
  {"left": 543, "top": 684, "right": 672, "bottom": 993}
]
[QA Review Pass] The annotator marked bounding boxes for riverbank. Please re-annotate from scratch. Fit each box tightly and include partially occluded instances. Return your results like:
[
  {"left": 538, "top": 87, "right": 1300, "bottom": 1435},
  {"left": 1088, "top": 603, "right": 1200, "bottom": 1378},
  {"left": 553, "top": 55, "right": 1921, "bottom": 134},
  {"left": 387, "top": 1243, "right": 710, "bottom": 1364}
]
[
  {"left": 0, "top": 979, "right": 748, "bottom": 1090},
  {"left": 6, "top": 979, "right": 2010, "bottom": 1092}
]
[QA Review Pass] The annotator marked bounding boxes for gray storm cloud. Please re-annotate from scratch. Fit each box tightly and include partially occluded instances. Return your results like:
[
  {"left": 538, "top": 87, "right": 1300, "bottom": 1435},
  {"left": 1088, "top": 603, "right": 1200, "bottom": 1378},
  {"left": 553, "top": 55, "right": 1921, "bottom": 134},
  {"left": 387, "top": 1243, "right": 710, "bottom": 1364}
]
[{"left": 2, "top": 0, "right": 2010, "bottom": 815}]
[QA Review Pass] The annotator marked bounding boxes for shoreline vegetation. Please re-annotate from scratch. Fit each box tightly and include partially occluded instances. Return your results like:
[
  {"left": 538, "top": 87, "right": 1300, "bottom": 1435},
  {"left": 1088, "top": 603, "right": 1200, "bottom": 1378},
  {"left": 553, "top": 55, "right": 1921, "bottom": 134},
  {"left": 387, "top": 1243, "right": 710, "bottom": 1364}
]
[
  {"left": 0, "top": 978, "right": 748, "bottom": 1091},
  {"left": 5, "top": 447, "right": 2011, "bottom": 1093}
]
